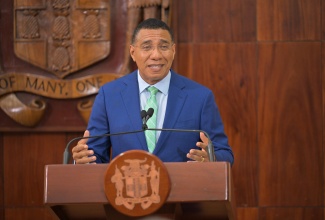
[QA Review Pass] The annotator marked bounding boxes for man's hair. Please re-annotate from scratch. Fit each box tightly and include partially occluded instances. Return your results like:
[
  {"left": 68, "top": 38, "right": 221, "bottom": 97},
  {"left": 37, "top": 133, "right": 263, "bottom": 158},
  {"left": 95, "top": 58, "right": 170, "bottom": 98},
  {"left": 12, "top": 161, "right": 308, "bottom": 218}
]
[{"left": 131, "top": 18, "right": 174, "bottom": 44}]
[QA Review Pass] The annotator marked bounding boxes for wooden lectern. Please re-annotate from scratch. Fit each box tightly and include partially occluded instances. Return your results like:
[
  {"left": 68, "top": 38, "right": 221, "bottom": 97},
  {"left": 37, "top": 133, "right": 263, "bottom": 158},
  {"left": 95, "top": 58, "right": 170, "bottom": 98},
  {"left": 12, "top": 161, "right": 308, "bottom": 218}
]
[{"left": 44, "top": 162, "right": 236, "bottom": 220}]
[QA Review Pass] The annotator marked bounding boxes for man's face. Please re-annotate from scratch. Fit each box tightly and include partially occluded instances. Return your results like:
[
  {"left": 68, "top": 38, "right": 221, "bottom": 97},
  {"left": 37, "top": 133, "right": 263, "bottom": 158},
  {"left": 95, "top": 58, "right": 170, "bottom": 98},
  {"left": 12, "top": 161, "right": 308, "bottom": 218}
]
[{"left": 130, "top": 29, "right": 176, "bottom": 85}]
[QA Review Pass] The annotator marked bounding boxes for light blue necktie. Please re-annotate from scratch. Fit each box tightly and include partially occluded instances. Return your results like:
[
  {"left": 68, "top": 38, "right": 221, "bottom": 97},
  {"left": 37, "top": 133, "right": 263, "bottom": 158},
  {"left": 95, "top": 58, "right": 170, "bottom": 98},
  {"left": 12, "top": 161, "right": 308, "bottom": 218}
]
[{"left": 145, "top": 86, "right": 159, "bottom": 153}]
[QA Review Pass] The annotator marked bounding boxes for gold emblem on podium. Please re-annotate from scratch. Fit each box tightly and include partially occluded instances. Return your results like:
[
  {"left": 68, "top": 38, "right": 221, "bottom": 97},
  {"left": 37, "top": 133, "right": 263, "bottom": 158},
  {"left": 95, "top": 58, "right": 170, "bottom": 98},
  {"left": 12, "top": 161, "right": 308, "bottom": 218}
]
[{"left": 105, "top": 150, "right": 170, "bottom": 217}]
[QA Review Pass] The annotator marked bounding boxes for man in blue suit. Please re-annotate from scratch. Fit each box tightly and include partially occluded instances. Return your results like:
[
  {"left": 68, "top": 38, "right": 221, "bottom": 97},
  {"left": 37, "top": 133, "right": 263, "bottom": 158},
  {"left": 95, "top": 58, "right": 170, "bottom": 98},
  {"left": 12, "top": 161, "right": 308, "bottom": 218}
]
[{"left": 72, "top": 18, "right": 234, "bottom": 165}]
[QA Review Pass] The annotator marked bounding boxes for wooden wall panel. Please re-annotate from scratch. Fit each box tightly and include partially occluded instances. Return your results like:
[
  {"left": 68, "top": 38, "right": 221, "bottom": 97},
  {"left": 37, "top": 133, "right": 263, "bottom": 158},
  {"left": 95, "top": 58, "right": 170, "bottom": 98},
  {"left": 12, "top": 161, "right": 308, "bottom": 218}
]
[
  {"left": 192, "top": 0, "right": 256, "bottom": 42},
  {"left": 259, "top": 208, "right": 324, "bottom": 220},
  {"left": 191, "top": 43, "right": 258, "bottom": 207},
  {"left": 237, "top": 208, "right": 258, "bottom": 220},
  {"left": 174, "top": 0, "right": 194, "bottom": 43},
  {"left": 257, "top": 0, "right": 321, "bottom": 41},
  {"left": 0, "top": 0, "right": 16, "bottom": 68},
  {"left": 323, "top": 43, "right": 325, "bottom": 220},
  {"left": 3, "top": 133, "right": 67, "bottom": 206},
  {"left": 5, "top": 208, "right": 56, "bottom": 220},
  {"left": 0, "top": 134, "right": 4, "bottom": 220},
  {"left": 258, "top": 42, "right": 323, "bottom": 206},
  {"left": 323, "top": 0, "right": 325, "bottom": 39},
  {"left": 174, "top": 43, "right": 193, "bottom": 79}
]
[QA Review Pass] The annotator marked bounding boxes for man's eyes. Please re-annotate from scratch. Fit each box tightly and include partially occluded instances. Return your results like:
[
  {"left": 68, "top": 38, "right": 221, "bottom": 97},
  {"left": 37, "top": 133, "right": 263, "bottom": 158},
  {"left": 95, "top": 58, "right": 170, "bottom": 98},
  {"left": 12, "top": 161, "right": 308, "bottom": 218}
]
[
  {"left": 140, "top": 44, "right": 171, "bottom": 51},
  {"left": 141, "top": 45, "right": 152, "bottom": 51}
]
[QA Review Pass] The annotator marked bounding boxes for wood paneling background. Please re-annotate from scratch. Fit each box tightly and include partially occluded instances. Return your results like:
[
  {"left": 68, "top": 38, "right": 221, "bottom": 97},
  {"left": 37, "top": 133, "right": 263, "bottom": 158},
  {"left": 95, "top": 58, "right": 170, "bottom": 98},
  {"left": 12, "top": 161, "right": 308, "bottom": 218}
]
[{"left": 0, "top": 0, "right": 324, "bottom": 219}]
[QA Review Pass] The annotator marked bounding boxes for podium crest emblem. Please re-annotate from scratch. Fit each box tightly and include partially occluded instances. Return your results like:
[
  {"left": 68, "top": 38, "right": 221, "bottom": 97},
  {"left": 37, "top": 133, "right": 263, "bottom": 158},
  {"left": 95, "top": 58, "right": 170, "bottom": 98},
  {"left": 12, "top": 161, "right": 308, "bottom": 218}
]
[
  {"left": 111, "top": 159, "right": 160, "bottom": 210},
  {"left": 105, "top": 150, "right": 170, "bottom": 217}
]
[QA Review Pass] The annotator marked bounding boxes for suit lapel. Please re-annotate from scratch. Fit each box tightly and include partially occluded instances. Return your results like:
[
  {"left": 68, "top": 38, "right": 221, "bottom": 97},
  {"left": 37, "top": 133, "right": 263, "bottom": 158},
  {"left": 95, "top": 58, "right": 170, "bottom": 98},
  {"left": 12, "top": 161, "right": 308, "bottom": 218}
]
[
  {"left": 120, "top": 71, "right": 148, "bottom": 150},
  {"left": 154, "top": 72, "right": 187, "bottom": 152}
]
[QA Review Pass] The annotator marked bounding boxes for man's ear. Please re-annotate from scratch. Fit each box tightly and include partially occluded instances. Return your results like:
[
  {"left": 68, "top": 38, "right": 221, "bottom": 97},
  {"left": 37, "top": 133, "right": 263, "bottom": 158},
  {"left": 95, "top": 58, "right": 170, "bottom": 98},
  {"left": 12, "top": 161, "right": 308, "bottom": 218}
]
[
  {"left": 172, "top": 43, "right": 176, "bottom": 59},
  {"left": 129, "top": 45, "right": 135, "bottom": 61}
]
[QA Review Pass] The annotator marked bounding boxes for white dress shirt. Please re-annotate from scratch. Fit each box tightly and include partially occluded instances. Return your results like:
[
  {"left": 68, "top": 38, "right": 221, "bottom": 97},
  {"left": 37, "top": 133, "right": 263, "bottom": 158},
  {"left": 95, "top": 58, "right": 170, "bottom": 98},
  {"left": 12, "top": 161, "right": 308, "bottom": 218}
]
[{"left": 138, "top": 71, "right": 170, "bottom": 142}]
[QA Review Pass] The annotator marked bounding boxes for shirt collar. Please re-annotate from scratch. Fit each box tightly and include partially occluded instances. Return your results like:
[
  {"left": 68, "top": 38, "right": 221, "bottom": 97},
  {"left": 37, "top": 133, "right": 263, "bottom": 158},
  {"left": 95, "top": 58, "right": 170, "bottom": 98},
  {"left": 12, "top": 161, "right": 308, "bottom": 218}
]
[{"left": 138, "top": 70, "right": 170, "bottom": 95}]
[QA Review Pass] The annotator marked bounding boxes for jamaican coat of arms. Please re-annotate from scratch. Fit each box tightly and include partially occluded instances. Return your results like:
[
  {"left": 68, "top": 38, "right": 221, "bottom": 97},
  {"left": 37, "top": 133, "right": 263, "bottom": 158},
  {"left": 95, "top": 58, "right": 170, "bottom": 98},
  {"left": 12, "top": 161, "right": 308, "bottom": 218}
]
[
  {"left": 104, "top": 150, "right": 171, "bottom": 217},
  {"left": 14, "top": 0, "right": 111, "bottom": 78},
  {"left": 111, "top": 159, "right": 160, "bottom": 210}
]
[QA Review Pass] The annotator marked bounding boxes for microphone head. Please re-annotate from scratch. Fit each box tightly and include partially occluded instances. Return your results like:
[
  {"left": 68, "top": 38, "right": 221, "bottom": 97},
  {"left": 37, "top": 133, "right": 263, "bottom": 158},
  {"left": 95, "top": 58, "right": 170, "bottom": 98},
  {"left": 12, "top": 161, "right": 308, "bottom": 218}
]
[
  {"left": 143, "top": 108, "right": 154, "bottom": 130},
  {"left": 141, "top": 110, "right": 147, "bottom": 119},
  {"left": 147, "top": 108, "right": 154, "bottom": 117}
]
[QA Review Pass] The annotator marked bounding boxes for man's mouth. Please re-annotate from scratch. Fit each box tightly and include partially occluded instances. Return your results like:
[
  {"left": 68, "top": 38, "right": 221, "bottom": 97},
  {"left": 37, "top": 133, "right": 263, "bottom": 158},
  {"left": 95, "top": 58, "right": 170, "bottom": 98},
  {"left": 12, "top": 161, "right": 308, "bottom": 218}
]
[{"left": 148, "top": 64, "right": 164, "bottom": 71}]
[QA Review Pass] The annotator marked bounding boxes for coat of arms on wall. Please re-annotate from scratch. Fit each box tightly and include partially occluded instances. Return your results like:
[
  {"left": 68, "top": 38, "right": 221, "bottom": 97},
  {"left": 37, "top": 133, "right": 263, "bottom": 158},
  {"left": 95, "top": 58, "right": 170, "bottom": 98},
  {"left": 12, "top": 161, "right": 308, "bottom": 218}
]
[
  {"left": 0, "top": 0, "right": 172, "bottom": 129},
  {"left": 14, "top": 0, "right": 111, "bottom": 79}
]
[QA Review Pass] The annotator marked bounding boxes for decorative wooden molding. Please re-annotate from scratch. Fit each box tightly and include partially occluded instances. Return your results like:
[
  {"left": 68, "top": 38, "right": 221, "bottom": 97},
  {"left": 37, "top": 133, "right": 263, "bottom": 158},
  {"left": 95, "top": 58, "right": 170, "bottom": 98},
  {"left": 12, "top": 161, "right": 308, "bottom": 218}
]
[
  {"left": 0, "top": 72, "right": 120, "bottom": 99},
  {"left": 77, "top": 98, "right": 94, "bottom": 124},
  {"left": 0, "top": 93, "right": 46, "bottom": 127}
]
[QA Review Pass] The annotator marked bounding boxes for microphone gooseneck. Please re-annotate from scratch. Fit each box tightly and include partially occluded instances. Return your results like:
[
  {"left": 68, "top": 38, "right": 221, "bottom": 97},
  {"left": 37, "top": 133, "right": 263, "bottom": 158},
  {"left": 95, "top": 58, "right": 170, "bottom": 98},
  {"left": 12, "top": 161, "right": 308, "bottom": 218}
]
[
  {"left": 142, "top": 108, "right": 215, "bottom": 162},
  {"left": 63, "top": 129, "right": 145, "bottom": 164},
  {"left": 144, "top": 127, "right": 215, "bottom": 162},
  {"left": 64, "top": 109, "right": 155, "bottom": 164},
  {"left": 63, "top": 108, "right": 216, "bottom": 164}
]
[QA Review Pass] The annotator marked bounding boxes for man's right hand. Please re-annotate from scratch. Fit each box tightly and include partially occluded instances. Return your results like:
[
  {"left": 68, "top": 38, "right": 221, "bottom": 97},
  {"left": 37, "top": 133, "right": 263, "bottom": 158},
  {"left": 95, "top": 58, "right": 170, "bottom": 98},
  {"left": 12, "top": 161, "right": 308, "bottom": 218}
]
[{"left": 72, "top": 130, "right": 97, "bottom": 164}]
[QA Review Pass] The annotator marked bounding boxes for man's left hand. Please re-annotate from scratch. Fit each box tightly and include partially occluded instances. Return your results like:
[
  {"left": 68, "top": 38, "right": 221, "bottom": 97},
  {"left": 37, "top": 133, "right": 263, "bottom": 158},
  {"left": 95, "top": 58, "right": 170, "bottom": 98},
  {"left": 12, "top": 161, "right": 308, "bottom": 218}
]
[{"left": 186, "top": 132, "right": 210, "bottom": 162}]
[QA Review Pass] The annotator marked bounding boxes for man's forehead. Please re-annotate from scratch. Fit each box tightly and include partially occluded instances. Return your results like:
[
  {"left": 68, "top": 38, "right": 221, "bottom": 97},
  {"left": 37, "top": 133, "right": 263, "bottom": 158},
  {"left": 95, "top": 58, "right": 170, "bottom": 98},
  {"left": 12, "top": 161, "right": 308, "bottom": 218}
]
[
  {"left": 141, "top": 38, "right": 170, "bottom": 44},
  {"left": 136, "top": 29, "right": 172, "bottom": 43}
]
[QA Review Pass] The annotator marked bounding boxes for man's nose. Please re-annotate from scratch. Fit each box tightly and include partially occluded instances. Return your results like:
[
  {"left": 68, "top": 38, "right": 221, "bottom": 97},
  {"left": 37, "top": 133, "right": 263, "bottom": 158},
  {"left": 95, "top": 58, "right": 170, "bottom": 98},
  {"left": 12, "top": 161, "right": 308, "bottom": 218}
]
[{"left": 150, "top": 46, "right": 163, "bottom": 58}]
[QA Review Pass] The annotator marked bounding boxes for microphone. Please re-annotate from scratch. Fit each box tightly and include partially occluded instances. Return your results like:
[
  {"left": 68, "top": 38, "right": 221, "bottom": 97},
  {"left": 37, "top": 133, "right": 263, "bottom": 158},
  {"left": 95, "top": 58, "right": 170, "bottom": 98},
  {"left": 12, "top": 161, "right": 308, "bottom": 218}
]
[
  {"left": 146, "top": 108, "right": 154, "bottom": 119},
  {"left": 143, "top": 108, "right": 216, "bottom": 162},
  {"left": 63, "top": 110, "right": 149, "bottom": 164},
  {"left": 141, "top": 110, "right": 147, "bottom": 119},
  {"left": 142, "top": 108, "right": 154, "bottom": 129},
  {"left": 141, "top": 110, "right": 148, "bottom": 129}
]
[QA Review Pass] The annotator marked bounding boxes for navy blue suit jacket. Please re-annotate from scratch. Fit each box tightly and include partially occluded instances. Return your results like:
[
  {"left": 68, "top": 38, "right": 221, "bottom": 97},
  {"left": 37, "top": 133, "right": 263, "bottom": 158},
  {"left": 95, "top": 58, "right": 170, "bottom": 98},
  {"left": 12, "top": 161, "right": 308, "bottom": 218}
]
[{"left": 87, "top": 70, "right": 234, "bottom": 164}]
